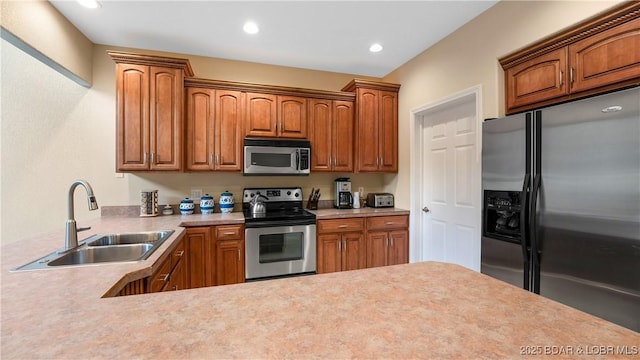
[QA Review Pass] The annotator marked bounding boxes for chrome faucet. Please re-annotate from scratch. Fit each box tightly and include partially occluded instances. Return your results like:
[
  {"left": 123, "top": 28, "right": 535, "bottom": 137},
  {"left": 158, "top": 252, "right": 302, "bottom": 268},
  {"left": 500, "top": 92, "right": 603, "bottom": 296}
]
[{"left": 62, "top": 180, "right": 99, "bottom": 252}]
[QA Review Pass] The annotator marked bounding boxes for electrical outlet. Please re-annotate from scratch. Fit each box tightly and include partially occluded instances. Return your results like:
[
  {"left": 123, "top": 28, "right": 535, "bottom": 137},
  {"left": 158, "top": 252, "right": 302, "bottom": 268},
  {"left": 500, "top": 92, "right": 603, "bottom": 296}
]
[
  {"left": 190, "top": 189, "right": 202, "bottom": 200},
  {"left": 358, "top": 187, "right": 364, "bottom": 195}
]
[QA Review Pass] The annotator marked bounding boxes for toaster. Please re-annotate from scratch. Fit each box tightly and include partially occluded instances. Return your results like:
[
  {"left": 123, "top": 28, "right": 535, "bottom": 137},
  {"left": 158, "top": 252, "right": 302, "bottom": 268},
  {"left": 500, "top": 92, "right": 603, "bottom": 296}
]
[{"left": 367, "top": 193, "right": 394, "bottom": 208}]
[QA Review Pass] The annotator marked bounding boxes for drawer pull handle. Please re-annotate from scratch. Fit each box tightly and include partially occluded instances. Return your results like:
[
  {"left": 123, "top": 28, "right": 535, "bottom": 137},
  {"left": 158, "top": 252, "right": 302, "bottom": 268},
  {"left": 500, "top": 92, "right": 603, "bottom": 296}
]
[
  {"left": 157, "top": 274, "right": 170, "bottom": 282},
  {"left": 385, "top": 222, "right": 395, "bottom": 225},
  {"left": 338, "top": 224, "right": 348, "bottom": 228},
  {"left": 223, "top": 232, "right": 236, "bottom": 235},
  {"left": 175, "top": 250, "right": 184, "bottom": 257}
]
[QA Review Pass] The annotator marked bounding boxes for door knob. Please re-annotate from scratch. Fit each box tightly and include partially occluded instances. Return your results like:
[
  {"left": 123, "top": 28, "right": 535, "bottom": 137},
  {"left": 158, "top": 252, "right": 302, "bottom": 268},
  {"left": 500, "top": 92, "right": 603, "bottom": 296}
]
[{"left": 422, "top": 206, "right": 430, "bottom": 213}]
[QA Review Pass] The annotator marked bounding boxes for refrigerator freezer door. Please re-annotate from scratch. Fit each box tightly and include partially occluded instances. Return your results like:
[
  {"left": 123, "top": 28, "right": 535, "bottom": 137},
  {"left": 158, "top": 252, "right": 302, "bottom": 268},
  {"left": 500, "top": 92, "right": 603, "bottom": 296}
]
[
  {"left": 536, "top": 87, "right": 640, "bottom": 332},
  {"left": 482, "top": 113, "right": 528, "bottom": 192},
  {"left": 481, "top": 236, "right": 526, "bottom": 288}
]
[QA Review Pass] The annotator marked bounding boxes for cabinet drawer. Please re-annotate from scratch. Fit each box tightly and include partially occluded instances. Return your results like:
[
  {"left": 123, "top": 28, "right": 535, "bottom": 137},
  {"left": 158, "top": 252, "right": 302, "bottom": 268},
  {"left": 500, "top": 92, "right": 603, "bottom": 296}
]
[
  {"left": 367, "top": 215, "right": 409, "bottom": 231},
  {"left": 148, "top": 257, "right": 172, "bottom": 293},
  {"left": 171, "top": 238, "right": 185, "bottom": 269},
  {"left": 318, "top": 218, "right": 364, "bottom": 233},
  {"left": 215, "top": 225, "right": 243, "bottom": 240}
]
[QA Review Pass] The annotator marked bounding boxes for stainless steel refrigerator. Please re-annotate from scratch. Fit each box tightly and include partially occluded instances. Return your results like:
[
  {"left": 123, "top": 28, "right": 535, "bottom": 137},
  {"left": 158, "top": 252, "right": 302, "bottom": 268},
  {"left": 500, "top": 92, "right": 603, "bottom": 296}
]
[{"left": 481, "top": 86, "right": 640, "bottom": 332}]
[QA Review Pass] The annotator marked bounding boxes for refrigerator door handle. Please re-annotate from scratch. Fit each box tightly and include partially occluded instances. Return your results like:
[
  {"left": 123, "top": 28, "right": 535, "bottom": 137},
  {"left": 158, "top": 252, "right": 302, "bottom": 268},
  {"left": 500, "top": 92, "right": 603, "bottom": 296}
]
[
  {"left": 529, "top": 174, "right": 542, "bottom": 294},
  {"left": 520, "top": 173, "right": 531, "bottom": 290}
]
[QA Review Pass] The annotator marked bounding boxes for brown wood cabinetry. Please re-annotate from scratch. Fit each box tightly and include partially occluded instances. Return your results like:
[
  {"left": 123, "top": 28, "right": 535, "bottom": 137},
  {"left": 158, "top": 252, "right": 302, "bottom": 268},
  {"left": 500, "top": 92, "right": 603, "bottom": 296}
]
[
  {"left": 184, "top": 226, "right": 215, "bottom": 288},
  {"left": 316, "top": 218, "right": 366, "bottom": 273},
  {"left": 501, "top": 4, "right": 640, "bottom": 114},
  {"left": 245, "top": 93, "right": 307, "bottom": 139},
  {"left": 109, "top": 52, "right": 193, "bottom": 171},
  {"left": 214, "top": 225, "right": 245, "bottom": 285},
  {"left": 366, "top": 215, "right": 409, "bottom": 268},
  {"left": 342, "top": 80, "right": 400, "bottom": 173},
  {"left": 308, "top": 99, "right": 354, "bottom": 172},
  {"left": 185, "top": 87, "right": 243, "bottom": 171},
  {"left": 147, "top": 236, "right": 187, "bottom": 292}
]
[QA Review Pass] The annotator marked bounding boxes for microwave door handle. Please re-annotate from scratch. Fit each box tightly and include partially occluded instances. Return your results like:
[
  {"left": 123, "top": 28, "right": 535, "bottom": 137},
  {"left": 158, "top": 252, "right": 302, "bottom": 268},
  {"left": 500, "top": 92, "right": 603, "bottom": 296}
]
[{"left": 295, "top": 149, "right": 300, "bottom": 171}]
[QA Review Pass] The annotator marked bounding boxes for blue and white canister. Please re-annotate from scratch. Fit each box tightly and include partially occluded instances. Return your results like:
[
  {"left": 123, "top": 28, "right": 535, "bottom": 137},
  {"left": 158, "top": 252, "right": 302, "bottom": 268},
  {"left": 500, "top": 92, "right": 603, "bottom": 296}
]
[
  {"left": 219, "top": 190, "right": 234, "bottom": 213},
  {"left": 179, "top": 198, "right": 195, "bottom": 215},
  {"left": 200, "top": 194, "right": 215, "bottom": 214}
]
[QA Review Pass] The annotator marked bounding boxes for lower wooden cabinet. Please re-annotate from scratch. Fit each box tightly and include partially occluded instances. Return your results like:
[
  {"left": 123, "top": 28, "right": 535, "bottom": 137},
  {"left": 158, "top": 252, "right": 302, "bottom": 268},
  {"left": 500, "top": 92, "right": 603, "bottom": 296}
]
[
  {"left": 147, "top": 236, "right": 187, "bottom": 292},
  {"left": 185, "top": 226, "right": 215, "bottom": 288},
  {"left": 366, "top": 215, "right": 409, "bottom": 268},
  {"left": 214, "top": 225, "right": 245, "bottom": 285},
  {"left": 316, "top": 218, "right": 366, "bottom": 274},
  {"left": 316, "top": 214, "right": 409, "bottom": 274}
]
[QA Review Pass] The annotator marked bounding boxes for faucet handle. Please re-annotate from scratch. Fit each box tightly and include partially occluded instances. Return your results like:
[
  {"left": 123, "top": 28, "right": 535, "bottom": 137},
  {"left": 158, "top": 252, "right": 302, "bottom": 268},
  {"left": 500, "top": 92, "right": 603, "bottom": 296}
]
[{"left": 77, "top": 226, "right": 91, "bottom": 232}]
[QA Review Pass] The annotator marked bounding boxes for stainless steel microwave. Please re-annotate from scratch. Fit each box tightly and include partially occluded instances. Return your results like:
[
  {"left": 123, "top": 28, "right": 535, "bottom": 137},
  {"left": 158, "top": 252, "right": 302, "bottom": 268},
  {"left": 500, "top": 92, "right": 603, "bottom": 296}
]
[{"left": 243, "top": 138, "right": 310, "bottom": 176}]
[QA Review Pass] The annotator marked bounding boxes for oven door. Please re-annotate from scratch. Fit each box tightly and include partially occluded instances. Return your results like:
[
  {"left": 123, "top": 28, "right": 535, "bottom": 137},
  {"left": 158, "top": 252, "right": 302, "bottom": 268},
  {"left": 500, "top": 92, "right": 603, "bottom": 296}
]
[{"left": 245, "top": 224, "right": 316, "bottom": 280}]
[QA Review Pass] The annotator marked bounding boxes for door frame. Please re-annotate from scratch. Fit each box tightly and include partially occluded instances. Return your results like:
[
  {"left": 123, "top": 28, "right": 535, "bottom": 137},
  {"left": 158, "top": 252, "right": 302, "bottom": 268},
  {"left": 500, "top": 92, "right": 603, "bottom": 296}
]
[{"left": 409, "top": 85, "right": 483, "bottom": 264}]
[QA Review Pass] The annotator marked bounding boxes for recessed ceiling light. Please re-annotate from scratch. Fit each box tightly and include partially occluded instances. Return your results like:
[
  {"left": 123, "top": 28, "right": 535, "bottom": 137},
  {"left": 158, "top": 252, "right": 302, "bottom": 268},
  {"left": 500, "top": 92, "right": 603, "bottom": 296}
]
[
  {"left": 77, "top": 0, "right": 101, "bottom": 9},
  {"left": 369, "top": 43, "right": 383, "bottom": 53},
  {"left": 243, "top": 22, "right": 259, "bottom": 35}
]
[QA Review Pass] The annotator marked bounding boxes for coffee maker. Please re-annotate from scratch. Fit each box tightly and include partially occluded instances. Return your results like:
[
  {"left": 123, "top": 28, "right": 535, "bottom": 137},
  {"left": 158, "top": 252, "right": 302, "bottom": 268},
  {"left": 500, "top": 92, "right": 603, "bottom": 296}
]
[{"left": 334, "top": 178, "right": 353, "bottom": 209}]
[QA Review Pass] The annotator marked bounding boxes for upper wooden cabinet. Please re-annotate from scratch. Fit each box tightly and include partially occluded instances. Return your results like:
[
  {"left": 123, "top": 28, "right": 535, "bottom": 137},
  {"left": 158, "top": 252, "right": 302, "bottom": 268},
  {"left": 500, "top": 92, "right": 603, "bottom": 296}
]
[
  {"left": 184, "top": 87, "right": 243, "bottom": 171},
  {"left": 342, "top": 80, "right": 400, "bottom": 173},
  {"left": 245, "top": 93, "right": 308, "bottom": 139},
  {"left": 109, "top": 51, "right": 193, "bottom": 171},
  {"left": 308, "top": 99, "right": 354, "bottom": 172},
  {"left": 501, "top": 3, "right": 640, "bottom": 114}
]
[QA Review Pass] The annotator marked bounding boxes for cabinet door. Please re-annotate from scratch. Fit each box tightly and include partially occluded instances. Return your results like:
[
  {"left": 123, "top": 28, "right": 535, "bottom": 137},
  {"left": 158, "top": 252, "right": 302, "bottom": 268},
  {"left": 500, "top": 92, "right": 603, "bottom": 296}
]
[
  {"left": 366, "top": 231, "right": 388, "bottom": 268},
  {"left": 115, "top": 63, "right": 149, "bottom": 171},
  {"left": 149, "top": 66, "right": 183, "bottom": 170},
  {"left": 388, "top": 230, "right": 409, "bottom": 266},
  {"left": 317, "top": 233, "right": 341, "bottom": 274},
  {"left": 309, "top": 99, "right": 333, "bottom": 171},
  {"left": 167, "top": 257, "right": 186, "bottom": 291},
  {"left": 378, "top": 91, "right": 398, "bottom": 172},
  {"left": 215, "top": 90, "right": 244, "bottom": 171},
  {"left": 569, "top": 18, "right": 640, "bottom": 93},
  {"left": 216, "top": 239, "right": 245, "bottom": 285},
  {"left": 332, "top": 100, "right": 354, "bottom": 172},
  {"left": 245, "top": 92, "right": 277, "bottom": 137},
  {"left": 356, "top": 88, "right": 380, "bottom": 172},
  {"left": 185, "top": 227, "right": 214, "bottom": 288},
  {"left": 185, "top": 88, "right": 215, "bottom": 171},
  {"left": 278, "top": 96, "right": 307, "bottom": 138},
  {"left": 505, "top": 48, "right": 568, "bottom": 112},
  {"left": 342, "top": 232, "right": 366, "bottom": 271},
  {"left": 147, "top": 256, "right": 172, "bottom": 293}
]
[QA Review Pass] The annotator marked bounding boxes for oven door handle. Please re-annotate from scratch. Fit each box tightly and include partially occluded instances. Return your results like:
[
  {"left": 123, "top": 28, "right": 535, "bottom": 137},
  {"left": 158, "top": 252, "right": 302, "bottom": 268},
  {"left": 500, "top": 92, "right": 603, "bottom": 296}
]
[{"left": 244, "top": 219, "right": 316, "bottom": 228}]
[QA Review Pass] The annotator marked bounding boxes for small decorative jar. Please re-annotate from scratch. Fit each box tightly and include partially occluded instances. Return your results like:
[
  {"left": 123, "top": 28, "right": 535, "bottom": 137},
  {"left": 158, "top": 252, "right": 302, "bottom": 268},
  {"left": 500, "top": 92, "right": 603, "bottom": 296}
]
[
  {"left": 219, "top": 190, "right": 235, "bottom": 213},
  {"left": 162, "top": 204, "right": 174, "bottom": 215},
  {"left": 179, "top": 198, "right": 195, "bottom": 215},
  {"left": 200, "top": 194, "right": 215, "bottom": 214}
]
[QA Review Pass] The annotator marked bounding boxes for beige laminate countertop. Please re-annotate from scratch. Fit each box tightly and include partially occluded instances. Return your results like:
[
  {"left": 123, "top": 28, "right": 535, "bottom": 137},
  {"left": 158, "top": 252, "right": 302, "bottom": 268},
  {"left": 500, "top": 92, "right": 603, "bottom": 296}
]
[{"left": 2, "top": 212, "right": 639, "bottom": 359}]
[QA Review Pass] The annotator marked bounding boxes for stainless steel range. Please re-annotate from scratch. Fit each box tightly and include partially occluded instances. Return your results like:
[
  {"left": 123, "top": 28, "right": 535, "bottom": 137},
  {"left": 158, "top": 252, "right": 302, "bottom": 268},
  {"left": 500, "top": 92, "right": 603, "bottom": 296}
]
[{"left": 243, "top": 187, "right": 316, "bottom": 281}]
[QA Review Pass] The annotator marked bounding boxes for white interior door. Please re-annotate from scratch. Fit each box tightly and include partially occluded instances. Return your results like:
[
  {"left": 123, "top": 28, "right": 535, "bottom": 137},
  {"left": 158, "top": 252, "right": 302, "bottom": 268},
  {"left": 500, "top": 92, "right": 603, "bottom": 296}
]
[{"left": 412, "top": 90, "right": 481, "bottom": 271}]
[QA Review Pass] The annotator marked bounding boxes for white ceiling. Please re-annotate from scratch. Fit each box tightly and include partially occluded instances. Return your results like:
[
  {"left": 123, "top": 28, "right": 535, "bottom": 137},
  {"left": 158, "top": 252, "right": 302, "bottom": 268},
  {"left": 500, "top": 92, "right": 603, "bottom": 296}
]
[{"left": 50, "top": 0, "right": 498, "bottom": 78}]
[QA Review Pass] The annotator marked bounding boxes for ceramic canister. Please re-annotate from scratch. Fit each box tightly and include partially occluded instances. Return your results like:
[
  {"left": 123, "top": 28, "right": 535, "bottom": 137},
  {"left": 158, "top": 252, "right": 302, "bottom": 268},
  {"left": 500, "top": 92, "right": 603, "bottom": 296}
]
[
  {"left": 179, "top": 198, "right": 195, "bottom": 215},
  {"left": 219, "top": 190, "right": 234, "bottom": 213},
  {"left": 200, "top": 194, "right": 215, "bottom": 214}
]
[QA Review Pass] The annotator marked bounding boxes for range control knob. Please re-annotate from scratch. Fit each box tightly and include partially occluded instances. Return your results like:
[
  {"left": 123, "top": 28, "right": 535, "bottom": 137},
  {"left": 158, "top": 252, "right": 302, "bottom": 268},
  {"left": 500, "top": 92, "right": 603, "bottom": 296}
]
[
  {"left": 294, "top": 192, "right": 300, "bottom": 197},
  {"left": 287, "top": 191, "right": 292, "bottom": 196}
]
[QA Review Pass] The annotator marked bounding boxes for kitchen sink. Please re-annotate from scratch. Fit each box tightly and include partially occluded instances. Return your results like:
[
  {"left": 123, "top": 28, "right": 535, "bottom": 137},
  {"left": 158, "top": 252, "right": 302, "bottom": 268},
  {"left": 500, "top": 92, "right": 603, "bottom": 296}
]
[
  {"left": 12, "top": 230, "right": 174, "bottom": 271},
  {"left": 85, "top": 230, "right": 173, "bottom": 246},
  {"left": 48, "top": 244, "right": 155, "bottom": 266}
]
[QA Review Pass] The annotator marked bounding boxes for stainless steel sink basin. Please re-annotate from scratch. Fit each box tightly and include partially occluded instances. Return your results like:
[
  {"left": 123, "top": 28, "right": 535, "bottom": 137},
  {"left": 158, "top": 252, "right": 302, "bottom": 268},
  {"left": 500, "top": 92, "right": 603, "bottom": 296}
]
[
  {"left": 48, "top": 244, "right": 155, "bottom": 266},
  {"left": 85, "top": 230, "right": 173, "bottom": 246},
  {"left": 12, "top": 229, "right": 175, "bottom": 271}
]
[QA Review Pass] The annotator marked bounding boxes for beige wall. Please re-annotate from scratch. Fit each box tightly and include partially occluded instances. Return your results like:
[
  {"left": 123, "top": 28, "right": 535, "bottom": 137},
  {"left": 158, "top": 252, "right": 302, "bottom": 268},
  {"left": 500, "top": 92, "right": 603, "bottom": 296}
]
[
  {"left": 0, "top": 0, "right": 625, "bottom": 246},
  {"left": 382, "top": 0, "right": 624, "bottom": 211},
  {"left": 0, "top": 0, "right": 93, "bottom": 85}
]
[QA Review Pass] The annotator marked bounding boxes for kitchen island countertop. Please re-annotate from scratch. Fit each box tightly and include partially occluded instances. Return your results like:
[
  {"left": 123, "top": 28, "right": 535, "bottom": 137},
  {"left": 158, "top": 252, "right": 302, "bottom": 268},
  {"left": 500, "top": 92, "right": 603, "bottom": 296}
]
[{"left": 2, "top": 213, "right": 638, "bottom": 359}]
